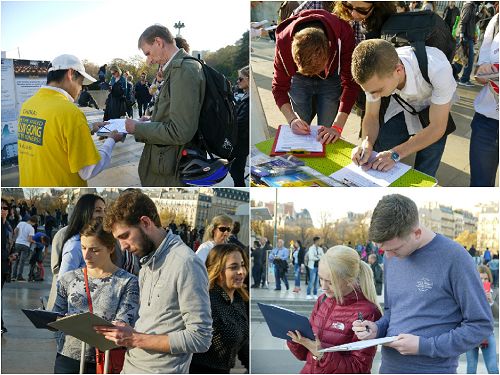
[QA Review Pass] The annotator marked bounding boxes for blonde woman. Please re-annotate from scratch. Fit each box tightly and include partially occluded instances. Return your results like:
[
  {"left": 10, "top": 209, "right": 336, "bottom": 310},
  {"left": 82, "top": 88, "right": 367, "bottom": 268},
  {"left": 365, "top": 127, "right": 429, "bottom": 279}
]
[
  {"left": 195, "top": 215, "right": 233, "bottom": 263},
  {"left": 190, "top": 243, "right": 249, "bottom": 373},
  {"left": 287, "top": 246, "right": 382, "bottom": 373}
]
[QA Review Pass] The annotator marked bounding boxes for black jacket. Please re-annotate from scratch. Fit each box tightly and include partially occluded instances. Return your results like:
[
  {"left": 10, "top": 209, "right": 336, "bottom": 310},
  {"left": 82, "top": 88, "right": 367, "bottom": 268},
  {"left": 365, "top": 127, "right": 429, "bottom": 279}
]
[
  {"left": 135, "top": 80, "right": 152, "bottom": 103},
  {"left": 235, "top": 93, "right": 249, "bottom": 158},
  {"left": 251, "top": 246, "right": 264, "bottom": 268},
  {"left": 371, "top": 262, "right": 383, "bottom": 295},
  {"left": 190, "top": 285, "right": 249, "bottom": 372},
  {"left": 443, "top": 6, "right": 460, "bottom": 31},
  {"left": 459, "top": 2, "right": 477, "bottom": 38}
]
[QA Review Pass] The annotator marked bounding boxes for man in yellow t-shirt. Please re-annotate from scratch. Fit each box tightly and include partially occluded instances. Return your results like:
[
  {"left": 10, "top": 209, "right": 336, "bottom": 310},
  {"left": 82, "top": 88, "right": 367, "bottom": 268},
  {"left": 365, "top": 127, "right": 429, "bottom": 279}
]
[{"left": 17, "top": 54, "right": 123, "bottom": 187}]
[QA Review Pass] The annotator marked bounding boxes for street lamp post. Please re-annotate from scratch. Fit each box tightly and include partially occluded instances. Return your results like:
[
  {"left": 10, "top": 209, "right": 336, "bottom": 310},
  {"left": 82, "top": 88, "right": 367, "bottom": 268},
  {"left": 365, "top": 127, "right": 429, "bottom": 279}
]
[{"left": 174, "top": 21, "right": 185, "bottom": 37}]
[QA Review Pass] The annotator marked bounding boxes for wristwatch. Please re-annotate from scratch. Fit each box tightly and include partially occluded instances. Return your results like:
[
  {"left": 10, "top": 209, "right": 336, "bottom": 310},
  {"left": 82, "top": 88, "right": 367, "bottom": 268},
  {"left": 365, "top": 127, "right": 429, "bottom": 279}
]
[{"left": 390, "top": 150, "right": 400, "bottom": 163}]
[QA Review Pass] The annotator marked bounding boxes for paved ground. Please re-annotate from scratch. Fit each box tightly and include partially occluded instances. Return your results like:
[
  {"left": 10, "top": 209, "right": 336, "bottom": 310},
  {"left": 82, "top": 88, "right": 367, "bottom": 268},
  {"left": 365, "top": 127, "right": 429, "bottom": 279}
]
[
  {"left": 0, "top": 252, "right": 246, "bottom": 373},
  {"left": 250, "top": 37, "right": 499, "bottom": 187},
  {"left": 250, "top": 285, "right": 499, "bottom": 374},
  {"left": 1, "top": 107, "right": 248, "bottom": 187}
]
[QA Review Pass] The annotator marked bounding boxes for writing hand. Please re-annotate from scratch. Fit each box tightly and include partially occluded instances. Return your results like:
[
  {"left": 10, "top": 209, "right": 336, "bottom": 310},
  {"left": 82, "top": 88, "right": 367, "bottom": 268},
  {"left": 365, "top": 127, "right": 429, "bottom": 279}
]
[
  {"left": 290, "top": 118, "right": 311, "bottom": 135},
  {"left": 352, "top": 319, "right": 377, "bottom": 340}
]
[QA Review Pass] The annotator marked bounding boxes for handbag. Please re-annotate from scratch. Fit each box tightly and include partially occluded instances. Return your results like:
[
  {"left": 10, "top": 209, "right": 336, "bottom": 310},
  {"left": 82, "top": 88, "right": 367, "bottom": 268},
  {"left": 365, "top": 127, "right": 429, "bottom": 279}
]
[
  {"left": 83, "top": 267, "right": 126, "bottom": 374},
  {"left": 392, "top": 93, "right": 456, "bottom": 137}
]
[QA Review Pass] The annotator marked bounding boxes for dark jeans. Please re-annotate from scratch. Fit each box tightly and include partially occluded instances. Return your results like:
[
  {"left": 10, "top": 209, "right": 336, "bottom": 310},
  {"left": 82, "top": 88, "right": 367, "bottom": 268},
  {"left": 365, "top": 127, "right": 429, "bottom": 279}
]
[
  {"left": 137, "top": 101, "right": 148, "bottom": 118},
  {"left": 1, "top": 272, "right": 6, "bottom": 330},
  {"left": 28, "top": 248, "right": 43, "bottom": 281},
  {"left": 289, "top": 73, "right": 341, "bottom": 127},
  {"left": 54, "top": 353, "right": 96, "bottom": 374},
  {"left": 460, "top": 38, "right": 475, "bottom": 83},
  {"left": 190, "top": 362, "right": 230, "bottom": 374},
  {"left": 252, "top": 265, "right": 263, "bottom": 286},
  {"left": 469, "top": 112, "right": 499, "bottom": 186},
  {"left": 374, "top": 112, "right": 447, "bottom": 177},
  {"left": 273, "top": 264, "right": 289, "bottom": 290},
  {"left": 230, "top": 153, "right": 248, "bottom": 187}
]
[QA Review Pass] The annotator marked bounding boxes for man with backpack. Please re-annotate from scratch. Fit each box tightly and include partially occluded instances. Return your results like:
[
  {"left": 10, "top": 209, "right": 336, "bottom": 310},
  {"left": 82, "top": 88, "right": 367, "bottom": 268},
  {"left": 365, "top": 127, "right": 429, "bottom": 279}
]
[
  {"left": 350, "top": 39, "right": 457, "bottom": 177},
  {"left": 124, "top": 24, "right": 205, "bottom": 186},
  {"left": 272, "top": 9, "right": 359, "bottom": 144}
]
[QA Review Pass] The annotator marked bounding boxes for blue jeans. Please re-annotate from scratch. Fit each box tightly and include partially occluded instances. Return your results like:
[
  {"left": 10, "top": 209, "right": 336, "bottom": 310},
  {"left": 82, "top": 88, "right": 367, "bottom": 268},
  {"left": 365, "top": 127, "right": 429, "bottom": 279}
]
[
  {"left": 460, "top": 38, "right": 475, "bottom": 83},
  {"left": 374, "top": 112, "right": 447, "bottom": 177},
  {"left": 294, "top": 263, "right": 301, "bottom": 287},
  {"left": 469, "top": 112, "right": 499, "bottom": 186},
  {"left": 289, "top": 73, "right": 341, "bottom": 127},
  {"left": 466, "top": 333, "right": 499, "bottom": 374},
  {"left": 306, "top": 267, "right": 319, "bottom": 295},
  {"left": 12, "top": 244, "right": 30, "bottom": 279}
]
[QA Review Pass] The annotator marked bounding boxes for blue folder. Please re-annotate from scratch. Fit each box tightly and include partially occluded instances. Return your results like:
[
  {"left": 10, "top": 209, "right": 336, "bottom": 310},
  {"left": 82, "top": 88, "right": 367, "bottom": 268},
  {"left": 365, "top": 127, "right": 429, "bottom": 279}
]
[{"left": 257, "top": 302, "right": 315, "bottom": 341}]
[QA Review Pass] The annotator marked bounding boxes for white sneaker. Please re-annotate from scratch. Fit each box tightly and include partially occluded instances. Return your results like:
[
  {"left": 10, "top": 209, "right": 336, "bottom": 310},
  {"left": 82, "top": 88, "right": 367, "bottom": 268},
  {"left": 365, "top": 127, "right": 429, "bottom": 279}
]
[
  {"left": 313, "top": 295, "right": 318, "bottom": 299},
  {"left": 306, "top": 295, "right": 313, "bottom": 300}
]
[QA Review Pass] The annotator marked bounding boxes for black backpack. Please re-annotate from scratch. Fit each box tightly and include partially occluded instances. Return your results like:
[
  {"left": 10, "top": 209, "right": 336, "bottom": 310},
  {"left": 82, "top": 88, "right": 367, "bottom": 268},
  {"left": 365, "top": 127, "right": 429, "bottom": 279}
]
[
  {"left": 180, "top": 57, "right": 237, "bottom": 160},
  {"left": 380, "top": 10, "right": 456, "bottom": 84}
]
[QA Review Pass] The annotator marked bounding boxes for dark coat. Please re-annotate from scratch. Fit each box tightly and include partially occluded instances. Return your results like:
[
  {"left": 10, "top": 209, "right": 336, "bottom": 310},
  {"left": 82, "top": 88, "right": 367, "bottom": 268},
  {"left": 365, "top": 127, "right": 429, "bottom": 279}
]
[
  {"left": 459, "top": 2, "right": 477, "bottom": 38},
  {"left": 371, "top": 262, "right": 383, "bottom": 296}
]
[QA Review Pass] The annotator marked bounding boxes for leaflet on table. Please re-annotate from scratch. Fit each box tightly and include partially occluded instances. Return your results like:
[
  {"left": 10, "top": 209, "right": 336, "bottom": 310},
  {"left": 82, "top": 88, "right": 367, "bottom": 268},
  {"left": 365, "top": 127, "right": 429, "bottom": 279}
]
[
  {"left": 261, "top": 166, "right": 342, "bottom": 187},
  {"left": 251, "top": 156, "right": 305, "bottom": 177},
  {"left": 319, "top": 336, "right": 398, "bottom": 352},
  {"left": 329, "top": 151, "right": 411, "bottom": 187},
  {"left": 274, "top": 125, "right": 323, "bottom": 152}
]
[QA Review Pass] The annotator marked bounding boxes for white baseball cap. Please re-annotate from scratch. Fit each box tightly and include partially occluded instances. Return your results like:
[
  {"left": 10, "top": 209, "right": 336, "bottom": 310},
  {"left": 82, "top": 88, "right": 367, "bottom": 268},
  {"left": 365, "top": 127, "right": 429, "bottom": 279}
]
[{"left": 48, "top": 54, "right": 96, "bottom": 85}]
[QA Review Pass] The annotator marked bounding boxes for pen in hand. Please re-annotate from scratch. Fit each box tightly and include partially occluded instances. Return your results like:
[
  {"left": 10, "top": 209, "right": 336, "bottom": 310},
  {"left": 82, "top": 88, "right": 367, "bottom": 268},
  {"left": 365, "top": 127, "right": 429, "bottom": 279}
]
[
  {"left": 358, "top": 312, "right": 370, "bottom": 333},
  {"left": 359, "top": 136, "right": 368, "bottom": 163}
]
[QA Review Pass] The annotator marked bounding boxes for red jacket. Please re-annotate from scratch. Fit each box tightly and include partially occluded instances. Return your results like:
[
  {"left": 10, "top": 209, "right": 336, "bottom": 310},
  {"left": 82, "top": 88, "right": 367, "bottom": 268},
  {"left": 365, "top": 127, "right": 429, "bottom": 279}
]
[
  {"left": 272, "top": 9, "right": 359, "bottom": 115},
  {"left": 287, "top": 289, "right": 382, "bottom": 374}
]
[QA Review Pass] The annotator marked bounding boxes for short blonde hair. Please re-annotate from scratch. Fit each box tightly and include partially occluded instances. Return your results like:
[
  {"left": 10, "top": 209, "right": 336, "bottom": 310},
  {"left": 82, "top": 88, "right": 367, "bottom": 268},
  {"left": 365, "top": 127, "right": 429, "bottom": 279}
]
[
  {"left": 203, "top": 214, "right": 233, "bottom": 242},
  {"left": 320, "top": 245, "right": 382, "bottom": 313},
  {"left": 351, "top": 39, "right": 399, "bottom": 84},
  {"left": 292, "top": 27, "right": 329, "bottom": 76}
]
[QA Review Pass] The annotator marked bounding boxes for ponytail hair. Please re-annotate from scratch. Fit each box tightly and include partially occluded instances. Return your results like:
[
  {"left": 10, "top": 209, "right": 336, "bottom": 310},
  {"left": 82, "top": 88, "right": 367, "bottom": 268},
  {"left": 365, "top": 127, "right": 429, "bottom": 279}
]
[
  {"left": 358, "top": 259, "right": 383, "bottom": 314},
  {"left": 320, "top": 245, "right": 382, "bottom": 314}
]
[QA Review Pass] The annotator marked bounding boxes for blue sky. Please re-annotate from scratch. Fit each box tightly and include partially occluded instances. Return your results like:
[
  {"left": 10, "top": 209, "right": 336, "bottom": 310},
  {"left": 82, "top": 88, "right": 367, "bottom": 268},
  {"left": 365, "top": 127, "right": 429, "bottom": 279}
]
[{"left": 1, "top": 0, "right": 249, "bottom": 64}]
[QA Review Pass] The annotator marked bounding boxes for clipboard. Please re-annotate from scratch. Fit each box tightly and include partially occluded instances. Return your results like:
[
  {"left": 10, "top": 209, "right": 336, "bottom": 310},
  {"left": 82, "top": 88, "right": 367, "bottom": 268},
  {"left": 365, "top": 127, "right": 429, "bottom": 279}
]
[
  {"left": 22, "top": 309, "right": 63, "bottom": 329},
  {"left": 270, "top": 125, "right": 326, "bottom": 157},
  {"left": 258, "top": 302, "right": 315, "bottom": 341},
  {"left": 47, "top": 311, "right": 120, "bottom": 351},
  {"left": 319, "top": 336, "right": 398, "bottom": 352}
]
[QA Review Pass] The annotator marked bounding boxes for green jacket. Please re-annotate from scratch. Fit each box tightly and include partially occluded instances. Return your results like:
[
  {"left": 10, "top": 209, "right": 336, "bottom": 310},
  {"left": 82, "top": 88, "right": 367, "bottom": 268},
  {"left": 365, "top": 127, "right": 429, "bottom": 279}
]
[{"left": 134, "top": 49, "right": 205, "bottom": 186}]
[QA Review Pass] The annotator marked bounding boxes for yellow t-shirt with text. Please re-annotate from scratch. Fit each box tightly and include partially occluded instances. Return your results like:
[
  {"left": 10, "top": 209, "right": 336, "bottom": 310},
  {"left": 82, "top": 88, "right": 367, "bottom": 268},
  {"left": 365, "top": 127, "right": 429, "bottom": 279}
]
[{"left": 17, "top": 88, "right": 101, "bottom": 186}]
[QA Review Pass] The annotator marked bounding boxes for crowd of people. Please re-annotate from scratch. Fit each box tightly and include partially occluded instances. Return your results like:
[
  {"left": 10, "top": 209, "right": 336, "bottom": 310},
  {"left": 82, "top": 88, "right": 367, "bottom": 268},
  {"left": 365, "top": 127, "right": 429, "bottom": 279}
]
[
  {"left": 252, "top": 194, "right": 498, "bottom": 374},
  {"left": 265, "top": 1, "right": 498, "bottom": 186},
  {"left": 17, "top": 24, "right": 249, "bottom": 188},
  {"left": 1, "top": 191, "right": 249, "bottom": 373}
]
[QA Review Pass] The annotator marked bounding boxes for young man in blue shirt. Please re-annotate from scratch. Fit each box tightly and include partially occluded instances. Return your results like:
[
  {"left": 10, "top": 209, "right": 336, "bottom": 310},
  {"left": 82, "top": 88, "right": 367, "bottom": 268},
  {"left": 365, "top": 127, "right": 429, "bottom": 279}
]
[{"left": 353, "top": 194, "right": 494, "bottom": 374}]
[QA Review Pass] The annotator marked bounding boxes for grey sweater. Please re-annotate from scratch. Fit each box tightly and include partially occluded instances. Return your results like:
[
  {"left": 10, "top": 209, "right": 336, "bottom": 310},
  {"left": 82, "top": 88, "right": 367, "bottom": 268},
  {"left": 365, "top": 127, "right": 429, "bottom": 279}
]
[
  {"left": 376, "top": 234, "right": 493, "bottom": 374},
  {"left": 122, "top": 231, "right": 213, "bottom": 373}
]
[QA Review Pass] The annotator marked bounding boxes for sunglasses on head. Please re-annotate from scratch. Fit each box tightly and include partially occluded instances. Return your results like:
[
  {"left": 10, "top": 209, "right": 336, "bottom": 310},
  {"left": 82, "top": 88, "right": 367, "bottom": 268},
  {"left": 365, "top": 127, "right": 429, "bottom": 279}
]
[
  {"left": 217, "top": 226, "right": 232, "bottom": 233},
  {"left": 342, "top": 1, "right": 374, "bottom": 16}
]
